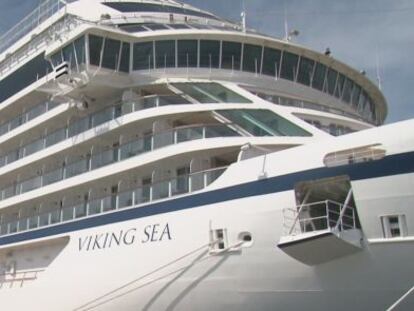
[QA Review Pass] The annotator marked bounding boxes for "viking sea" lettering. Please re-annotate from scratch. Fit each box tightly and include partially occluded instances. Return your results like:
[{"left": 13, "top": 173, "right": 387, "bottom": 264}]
[{"left": 78, "top": 223, "right": 172, "bottom": 251}]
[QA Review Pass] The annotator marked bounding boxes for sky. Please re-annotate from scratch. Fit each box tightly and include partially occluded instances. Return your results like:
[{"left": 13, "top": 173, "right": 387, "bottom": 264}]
[{"left": 0, "top": 0, "right": 413, "bottom": 123}]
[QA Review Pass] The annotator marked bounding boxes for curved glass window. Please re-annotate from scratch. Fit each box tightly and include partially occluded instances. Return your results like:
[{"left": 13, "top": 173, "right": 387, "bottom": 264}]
[
  {"left": 102, "top": 38, "right": 121, "bottom": 70},
  {"left": 218, "top": 109, "right": 311, "bottom": 137},
  {"left": 172, "top": 83, "right": 252, "bottom": 103},
  {"left": 342, "top": 78, "right": 353, "bottom": 103},
  {"left": 62, "top": 43, "right": 76, "bottom": 68},
  {"left": 334, "top": 73, "right": 345, "bottom": 99},
  {"left": 325, "top": 68, "right": 338, "bottom": 95},
  {"left": 133, "top": 42, "right": 154, "bottom": 70},
  {"left": 89, "top": 35, "right": 103, "bottom": 67},
  {"left": 297, "top": 57, "right": 315, "bottom": 86},
  {"left": 155, "top": 40, "right": 176, "bottom": 68},
  {"left": 221, "top": 41, "right": 241, "bottom": 70},
  {"left": 262, "top": 47, "right": 281, "bottom": 77},
  {"left": 351, "top": 84, "right": 361, "bottom": 107},
  {"left": 74, "top": 36, "right": 86, "bottom": 67},
  {"left": 200, "top": 40, "right": 220, "bottom": 68},
  {"left": 242, "top": 44, "right": 262, "bottom": 73},
  {"left": 312, "top": 63, "right": 327, "bottom": 91},
  {"left": 119, "top": 42, "right": 130, "bottom": 73},
  {"left": 280, "top": 52, "right": 299, "bottom": 81},
  {"left": 177, "top": 40, "right": 198, "bottom": 67}
]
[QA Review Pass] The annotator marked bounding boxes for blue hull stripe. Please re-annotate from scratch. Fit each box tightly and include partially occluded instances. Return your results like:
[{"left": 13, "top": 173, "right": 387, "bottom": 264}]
[{"left": 1, "top": 151, "right": 414, "bottom": 246}]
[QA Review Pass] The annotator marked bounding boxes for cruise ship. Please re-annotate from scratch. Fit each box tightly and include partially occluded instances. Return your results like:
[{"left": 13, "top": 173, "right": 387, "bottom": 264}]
[{"left": 0, "top": 0, "right": 413, "bottom": 310}]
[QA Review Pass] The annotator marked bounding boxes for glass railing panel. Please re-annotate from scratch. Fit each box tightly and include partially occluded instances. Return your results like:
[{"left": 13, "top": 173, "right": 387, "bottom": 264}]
[
  {"left": 43, "top": 168, "right": 64, "bottom": 186},
  {"left": 158, "top": 95, "right": 191, "bottom": 106},
  {"left": 102, "top": 196, "right": 117, "bottom": 212},
  {"left": 176, "top": 127, "right": 203, "bottom": 143},
  {"left": 88, "top": 199, "right": 102, "bottom": 216},
  {"left": 152, "top": 181, "right": 169, "bottom": 200},
  {"left": 134, "top": 187, "right": 151, "bottom": 205},
  {"left": 119, "top": 139, "right": 147, "bottom": 160},
  {"left": 91, "top": 107, "right": 114, "bottom": 127},
  {"left": 9, "top": 116, "right": 23, "bottom": 131},
  {"left": 0, "top": 155, "right": 5, "bottom": 167},
  {"left": 18, "top": 218, "right": 28, "bottom": 232},
  {"left": 66, "top": 158, "right": 88, "bottom": 178},
  {"left": 62, "top": 207, "right": 74, "bottom": 221},
  {"left": 3, "top": 185, "right": 16, "bottom": 199},
  {"left": 121, "top": 102, "right": 134, "bottom": 115},
  {"left": 0, "top": 123, "right": 8, "bottom": 136},
  {"left": 27, "top": 103, "right": 47, "bottom": 121},
  {"left": 190, "top": 172, "right": 205, "bottom": 192},
  {"left": 39, "top": 213, "right": 50, "bottom": 227},
  {"left": 6, "top": 150, "right": 18, "bottom": 164},
  {"left": 45, "top": 127, "right": 66, "bottom": 147},
  {"left": 119, "top": 190, "right": 133, "bottom": 208},
  {"left": 91, "top": 149, "right": 116, "bottom": 170},
  {"left": 74, "top": 203, "right": 87, "bottom": 219},
  {"left": 171, "top": 175, "right": 190, "bottom": 195},
  {"left": 68, "top": 117, "right": 90, "bottom": 137},
  {"left": 24, "top": 138, "right": 44, "bottom": 157},
  {"left": 20, "top": 176, "right": 42, "bottom": 194},
  {"left": 50, "top": 210, "right": 61, "bottom": 224},
  {"left": 205, "top": 125, "right": 239, "bottom": 138},
  {"left": 153, "top": 131, "right": 174, "bottom": 149},
  {"left": 28, "top": 216, "right": 39, "bottom": 230},
  {"left": 9, "top": 221, "right": 18, "bottom": 234}
]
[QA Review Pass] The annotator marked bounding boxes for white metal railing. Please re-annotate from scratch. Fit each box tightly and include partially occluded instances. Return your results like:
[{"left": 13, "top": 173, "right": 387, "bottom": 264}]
[
  {"left": 0, "top": 0, "right": 72, "bottom": 55},
  {"left": 0, "top": 269, "right": 43, "bottom": 288},
  {"left": 282, "top": 200, "right": 357, "bottom": 236},
  {"left": 323, "top": 145, "right": 386, "bottom": 167},
  {"left": 0, "top": 167, "right": 227, "bottom": 237}
]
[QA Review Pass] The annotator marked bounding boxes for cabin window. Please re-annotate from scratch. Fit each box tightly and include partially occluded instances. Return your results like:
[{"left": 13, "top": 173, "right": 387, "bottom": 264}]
[
  {"left": 262, "top": 47, "right": 282, "bottom": 77},
  {"left": 133, "top": 41, "right": 154, "bottom": 70},
  {"left": 89, "top": 35, "right": 103, "bottom": 66},
  {"left": 177, "top": 40, "right": 198, "bottom": 67},
  {"left": 312, "top": 62, "right": 327, "bottom": 91},
  {"left": 381, "top": 215, "right": 407, "bottom": 238},
  {"left": 280, "top": 52, "right": 299, "bottom": 81},
  {"left": 297, "top": 57, "right": 315, "bottom": 86},
  {"left": 342, "top": 78, "right": 354, "bottom": 103},
  {"left": 221, "top": 41, "right": 242, "bottom": 70},
  {"left": 102, "top": 38, "right": 121, "bottom": 70},
  {"left": 119, "top": 42, "right": 130, "bottom": 73},
  {"left": 217, "top": 109, "right": 312, "bottom": 137},
  {"left": 200, "top": 40, "right": 220, "bottom": 68},
  {"left": 242, "top": 44, "right": 262, "bottom": 73},
  {"left": 334, "top": 73, "right": 345, "bottom": 99},
  {"left": 351, "top": 84, "right": 361, "bottom": 108},
  {"left": 155, "top": 40, "right": 176, "bottom": 68},
  {"left": 325, "top": 68, "right": 338, "bottom": 95}
]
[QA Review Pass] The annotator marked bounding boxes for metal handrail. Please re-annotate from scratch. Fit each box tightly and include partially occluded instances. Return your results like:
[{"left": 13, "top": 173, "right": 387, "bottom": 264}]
[{"left": 283, "top": 199, "right": 357, "bottom": 236}]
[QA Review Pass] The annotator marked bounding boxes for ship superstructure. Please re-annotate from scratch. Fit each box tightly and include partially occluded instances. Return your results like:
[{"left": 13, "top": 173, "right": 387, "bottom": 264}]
[{"left": 0, "top": 1, "right": 413, "bottom": 310}]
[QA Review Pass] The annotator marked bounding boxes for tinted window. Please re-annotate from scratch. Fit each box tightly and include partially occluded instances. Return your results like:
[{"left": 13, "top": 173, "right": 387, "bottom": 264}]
[
  {"left": 200, "top": 40, "right": 220, "bottom": 68},
  {"left": 144, "top": 23, "right": 169, "bottom": 31},
  {"left": 342, "top": 78, "right": 353, "bottom": 103},
  {"left": 312, "top": 63, "right": 327, "bottom": 91},
  {"left": 262, "top": 47, "right": 281, "bottom": 77},
  {"left": 334, "top": 73, "right": 345, "bottom": 99},
  {"left": 51, "top": 51, "right": 63, "bottom": 67},
  {"left": 155, "top": 40, "right": 176, "bottom": 68},
  {"left": 221, "top": 41, "right": 241, "bottom": 70},
  {"left": 177, "top": 40, "right": 198, "bottom": 67},
  {"left": 119, "top": 42, "right": 130, "bottom": 73},
  {"left": 280, "top": 52, "right": 299, "bottom": 81},
  {"left": 74, "top": 36, "right": 86, "bottom": 66},
  {"left": 297, "top": 57, "right": 315, "bottom": 86},
  {"left": 242, "top": 44, "right": 262, "bottom": 73},
  {"left": 133, "top": 42, "right": 154, "bottom": 70},
  {"left": 62, "top": 43, "right": 76, "bottom": 68},
  {"left": 351, "top": 84, "right": 361, "bottom": 107},
  {"left": 102, "top": 38, "right": 121, "bottom": 70},
  {"left": 89, "top": 35, "right": 103, "bottom": 66},
  {"left": 325, "top": 68, "right": 338, "bottom": 95}
]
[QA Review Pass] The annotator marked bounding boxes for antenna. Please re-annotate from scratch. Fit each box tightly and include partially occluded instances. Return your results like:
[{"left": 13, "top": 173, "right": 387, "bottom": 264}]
[
  {"left": 376, "top": 51, "right": 382, "bottom": 90},
  {"left": 284, "top": 1, "right": 288, "bottom": 40},
  {"left": 241, "top": 0, "right": 247, "bottom": 32}
]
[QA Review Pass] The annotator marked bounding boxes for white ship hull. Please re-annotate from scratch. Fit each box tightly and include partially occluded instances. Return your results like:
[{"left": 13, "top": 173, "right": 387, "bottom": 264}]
[{"left": 2, "top": 120, "right": 414, "bottom": 311}]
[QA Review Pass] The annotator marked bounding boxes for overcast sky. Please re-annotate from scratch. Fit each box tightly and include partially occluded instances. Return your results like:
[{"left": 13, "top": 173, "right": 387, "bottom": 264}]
[{"left": 1, "top": 0, "right": 413, "bottom": 123}]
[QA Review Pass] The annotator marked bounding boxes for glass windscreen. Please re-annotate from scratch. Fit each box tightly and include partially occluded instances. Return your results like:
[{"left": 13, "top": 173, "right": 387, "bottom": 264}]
[
  {"left": 172, "top": 83, "right": 252, "bottom": 103},
  {"left": 217, "top": 109, "right": 312, "bottom": 137}
]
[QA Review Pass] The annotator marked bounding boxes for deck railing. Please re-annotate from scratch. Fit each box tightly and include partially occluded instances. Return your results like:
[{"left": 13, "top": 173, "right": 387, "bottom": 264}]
[
  {"left": 282, "top": 200, "right": 357, "bottom": 236},
  {"left": 0, "top": 166, "right": 227, "bottom": 237}
]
